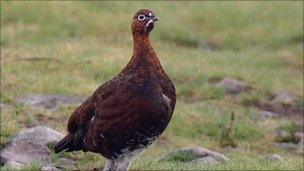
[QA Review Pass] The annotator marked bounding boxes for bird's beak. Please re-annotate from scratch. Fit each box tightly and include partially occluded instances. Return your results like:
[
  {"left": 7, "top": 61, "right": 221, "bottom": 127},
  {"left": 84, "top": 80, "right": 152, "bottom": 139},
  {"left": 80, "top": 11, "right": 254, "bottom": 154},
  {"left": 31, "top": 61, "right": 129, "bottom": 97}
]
[
  {"left": 145, "top": 15, "right": 158, "bottom": 29},
  {"left": 152, "top": 15, "right": 158, "bottom": 22},
  {"left": 150, "top": 13, "right": 158, "bottom": 22},
  {"left": 144, "top": 13, "right": 158, "bottom": 32}
]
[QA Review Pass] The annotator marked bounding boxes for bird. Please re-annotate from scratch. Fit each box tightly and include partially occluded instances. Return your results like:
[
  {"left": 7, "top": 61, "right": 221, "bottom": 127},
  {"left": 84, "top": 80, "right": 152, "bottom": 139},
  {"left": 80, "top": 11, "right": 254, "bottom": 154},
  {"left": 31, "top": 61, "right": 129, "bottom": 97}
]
[{"left": 54, "top": 9, "right": 176, "bottom": 171}]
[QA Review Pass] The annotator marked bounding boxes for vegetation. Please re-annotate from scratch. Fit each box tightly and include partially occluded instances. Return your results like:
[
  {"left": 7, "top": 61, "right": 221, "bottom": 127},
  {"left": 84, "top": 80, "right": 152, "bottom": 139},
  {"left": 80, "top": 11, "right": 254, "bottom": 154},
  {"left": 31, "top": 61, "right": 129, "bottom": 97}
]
[{"left": 1, "top": 1, "right": 303, "bottom": 170}]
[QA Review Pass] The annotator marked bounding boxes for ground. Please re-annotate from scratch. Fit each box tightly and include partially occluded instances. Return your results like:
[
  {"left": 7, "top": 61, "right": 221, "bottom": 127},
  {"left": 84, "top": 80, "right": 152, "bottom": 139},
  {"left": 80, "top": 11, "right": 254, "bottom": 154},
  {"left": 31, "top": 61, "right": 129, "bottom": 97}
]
[{"left": 1, "top": 1, "right": 303, "bottom": 170}]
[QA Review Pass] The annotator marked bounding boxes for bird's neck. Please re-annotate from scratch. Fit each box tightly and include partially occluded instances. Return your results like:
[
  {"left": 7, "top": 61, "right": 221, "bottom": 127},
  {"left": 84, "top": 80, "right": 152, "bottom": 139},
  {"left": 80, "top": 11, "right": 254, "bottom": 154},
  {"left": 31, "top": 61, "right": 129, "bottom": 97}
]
[
  {"left": 123, "top": 33, "right": 162, "bottom": 73},
  {"left": 132, "top": 33, "right": 156, "bottom": 59}
]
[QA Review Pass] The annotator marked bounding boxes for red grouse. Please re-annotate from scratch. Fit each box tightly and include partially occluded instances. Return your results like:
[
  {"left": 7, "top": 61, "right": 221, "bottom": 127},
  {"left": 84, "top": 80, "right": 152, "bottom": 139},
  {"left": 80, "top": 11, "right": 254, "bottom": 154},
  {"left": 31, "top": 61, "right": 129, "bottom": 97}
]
[{"left": 55, "top": 9, "right": 176, "bottom": 171}]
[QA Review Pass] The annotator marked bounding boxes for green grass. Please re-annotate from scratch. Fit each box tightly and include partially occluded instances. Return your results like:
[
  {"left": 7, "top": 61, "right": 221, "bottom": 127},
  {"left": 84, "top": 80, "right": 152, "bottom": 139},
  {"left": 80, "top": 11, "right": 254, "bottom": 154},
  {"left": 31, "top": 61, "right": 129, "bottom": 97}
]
[{"left": 1, "top": 1, "right": 303, "bottom": 170}]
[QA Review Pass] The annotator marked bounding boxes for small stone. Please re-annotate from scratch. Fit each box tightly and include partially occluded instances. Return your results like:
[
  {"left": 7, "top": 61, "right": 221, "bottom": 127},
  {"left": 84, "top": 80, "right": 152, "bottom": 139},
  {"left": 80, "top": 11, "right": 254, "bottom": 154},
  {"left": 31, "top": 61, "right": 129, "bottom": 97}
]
[
  {"left": 275, "top": 130, "right": 291, "bottom": 139},
  {"left": 42, "top": 165, "right": 62, "bottom": 171},
  {"left": 265, "top": 154, "right": 282, "bottom": 162},
  {"left": 4, "top": 161, "right": 22, "bottom": 170},
  {"left": 297, "top": 142, "right": 304, "bottom": 154},
  {"left": 0, "top": 103, "right": 12, "bottom": 109},
  {"left": 274, "top": 129, "right": 300, "bottom": 144},
  {"left": 9, "top": 126, "right": 64, "bottom": 146},
  {"left": 258, "top": 111, "right": 276, "bottom": 120},
  {"left": 275, "top": 143, "right": 298, "bottom": 151},
  {"left": 271, "top": 91, "right": 298, "bottom": 106},
  {"left": 0, "top": 126, "right": 64, "bottom": 168},
  {"left": 16, "top": 94, "right": 86, "bottom": 109},
  {"left": 159, "top": 147, "right": 228, "bottom": 163},
  {"left": 1, "top": 140, "right": 52, "bottom": 166},
  {"left": 215, "top": 78, "right": 248, "bottom": 94},
  {"left": 190, "top": 156, "right": 218, "bottom": 165},
  {"left": 294, "top": 132, "right": 304, "bottom": 139},
  {"left": 54, "top": 158, "right": 77, "bottom": 170},
  {"left": 294, "top": 132, "right": 304, "bottom": 154}
]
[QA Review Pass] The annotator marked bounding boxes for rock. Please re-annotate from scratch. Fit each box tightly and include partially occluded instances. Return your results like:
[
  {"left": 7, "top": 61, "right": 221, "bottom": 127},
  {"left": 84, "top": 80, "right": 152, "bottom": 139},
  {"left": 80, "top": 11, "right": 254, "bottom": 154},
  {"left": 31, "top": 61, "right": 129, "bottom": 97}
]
[
  {"left": 258, "top": 110, "right": 276, "bottom": 120},
  {"left": 1, "top": 140, "right": 51, "bottom": 166},
  {"left": 9, "top": 126, "right": 64, "bottom": 146},
  {"left": 0, "top": 126, "right": 64, "bottom": 168},
  {"left": 276, "top": 131, "right": 304, "bottom": 154},
  {"left": 42, "top": 165, "right": 62, "bottom": 171},
  {"left": 294, "top": 132, "right": 304, "bottom": 154},
  {"left": 275, "top": 143, "right": 298, "bottom": 151},
  {"left": 190, "top": 156, "right": 218, "bottom": 165},
  {"left": 0, "top": 103, "right": 12, "bottom": 109},
  {"left": 275, "top": 129, "right": 300, "bottom": 144},
  {"left": 54, "top": 158, "right": 77, "bottom": 170},
  {"left": 4, "top": 161, "right": 22, "bottom": 170},
  {"left": 265, "top": 154, "right": 282, "bottom": 162},
  {"left": 294, "top": 132, "right": 304, "bottom": 140},
  {"left": 297, "top": 140, "right": 304, "bottom": 154},
  {"left": 275, "top": 130, "right": 291, "bottom": 140},
  {"left": 276, "top": 130, "right": 290, "bottom": 137},
  {"left": 159, "top": 147, "right": 228, "bottom": 164},
  {"left": 271, "top": 91, "right": 298, "bottom": 106},
  {"left": 17, "top": 94, "right": 86, "bottom": 109},
  {"left": 215, "top": 78, "right": 248, "bottom": 94}
]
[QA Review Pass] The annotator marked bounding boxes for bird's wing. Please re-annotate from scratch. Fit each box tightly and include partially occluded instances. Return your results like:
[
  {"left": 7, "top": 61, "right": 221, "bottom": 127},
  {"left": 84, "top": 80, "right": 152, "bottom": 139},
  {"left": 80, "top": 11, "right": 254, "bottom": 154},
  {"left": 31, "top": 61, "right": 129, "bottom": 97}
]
[
  {"left": 83, "top": 75, "right": 171, "bottom": 156},
  {"left": 67, "top": 76, "right": 119, "bottom": 133},
  {"left": 67, "top": 97, "right": 94, "bottom": 133},
  {"left": 159, "top": 73, "right": 176, "bottom": 110}
]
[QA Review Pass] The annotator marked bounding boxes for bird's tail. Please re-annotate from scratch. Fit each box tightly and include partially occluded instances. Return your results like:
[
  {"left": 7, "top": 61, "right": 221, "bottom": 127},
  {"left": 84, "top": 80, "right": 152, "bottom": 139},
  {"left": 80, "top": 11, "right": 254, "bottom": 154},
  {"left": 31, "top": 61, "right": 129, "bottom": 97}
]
[
  {"left": 54, "top": 130, "right": 85, "bottom": 153},
  {"left": 54, "top": 134, "right": 74, "bottom": 153}
]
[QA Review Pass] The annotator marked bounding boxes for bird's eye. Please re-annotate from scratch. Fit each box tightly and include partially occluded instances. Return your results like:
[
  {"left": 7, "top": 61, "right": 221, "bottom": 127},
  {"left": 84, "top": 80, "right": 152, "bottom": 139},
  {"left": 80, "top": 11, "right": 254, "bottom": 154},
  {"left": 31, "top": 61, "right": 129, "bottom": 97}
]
[{"left": 137, "top": 14, "right": 146, "bottom": 21}]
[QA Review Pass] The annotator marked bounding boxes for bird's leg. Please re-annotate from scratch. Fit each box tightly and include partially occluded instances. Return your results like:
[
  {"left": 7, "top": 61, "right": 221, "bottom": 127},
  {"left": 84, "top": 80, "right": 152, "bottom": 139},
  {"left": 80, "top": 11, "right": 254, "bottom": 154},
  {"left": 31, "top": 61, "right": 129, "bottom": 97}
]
[
  {"left": 103, "top": 158, "right": 131, "bottom": 171},
  {"left": 102, "top": 148, "right": 145, "bottom": 171}
]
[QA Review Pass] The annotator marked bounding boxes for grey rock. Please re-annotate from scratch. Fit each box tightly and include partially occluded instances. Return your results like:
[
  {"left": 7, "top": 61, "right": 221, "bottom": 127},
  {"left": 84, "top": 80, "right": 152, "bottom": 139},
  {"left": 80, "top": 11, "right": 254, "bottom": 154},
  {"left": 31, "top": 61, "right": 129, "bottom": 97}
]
[
  {"left": 265, "top": 154, "right": 282, "bottom": 162},
  {"left": 295, "top": 132, "right": 304, "bottom": 154},
  {"left": 294, "top": 132, "right": 304, "bottom": 139},
  {"left": 54, "top": 158, "right": 77, "bottom": 170},
  {"left": 0, "top": 103, "right": 12, "bottom": 109},
  {"left": 4, "top": 161, "right": 22, "bottom": 170},
  {"left": 190, "top": 156, "right": 218, "bottom": 165},
  {"left": 159, "top": 147, "right": 228, "bottom": 163},
  {"left": 17, "top": 94, "right": 86, "bottom": 109},
  {"left": 9, "top": 126, "right": 64, "bottom": 146},
  {"left": 0, "top": 126, "right": 64, "bottom": 168},
  {"left": 297, "top": 141, "right": 304, "bottom": 154},
  {"left": 275, "top": 143, "right": 298, "bottom": 151},
  {"left": 215, "top": 78, "right": 248, "bottom": 94},
  {"left": 275, "top": 130, "right": 291, "bottom": 140},
  {"left": 42, "top": 165, "right": 62, "bottom": 171},
  {"left": 259, "top": 110, "right": 277, "bottom": 120},
  {"left": 271, "top": 91, "right": 298, "bottom": 106},
  {"left": 1, "top": 140, "right": 51, "bottom": 166}
]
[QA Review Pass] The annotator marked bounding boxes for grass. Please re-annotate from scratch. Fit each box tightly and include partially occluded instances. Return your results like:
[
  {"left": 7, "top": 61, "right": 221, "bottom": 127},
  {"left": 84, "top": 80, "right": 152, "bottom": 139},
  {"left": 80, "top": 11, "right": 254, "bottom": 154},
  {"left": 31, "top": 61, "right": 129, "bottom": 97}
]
[{"left": 1, "top": 1, "right": 303, "bottom": 170}]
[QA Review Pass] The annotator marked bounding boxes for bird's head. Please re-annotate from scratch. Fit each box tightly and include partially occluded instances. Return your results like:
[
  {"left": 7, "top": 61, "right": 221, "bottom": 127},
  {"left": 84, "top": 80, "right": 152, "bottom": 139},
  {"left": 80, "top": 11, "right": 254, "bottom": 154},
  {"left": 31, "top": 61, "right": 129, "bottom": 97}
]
[{"left": 131, "top": 9, "right": 158, "bottom": 35}]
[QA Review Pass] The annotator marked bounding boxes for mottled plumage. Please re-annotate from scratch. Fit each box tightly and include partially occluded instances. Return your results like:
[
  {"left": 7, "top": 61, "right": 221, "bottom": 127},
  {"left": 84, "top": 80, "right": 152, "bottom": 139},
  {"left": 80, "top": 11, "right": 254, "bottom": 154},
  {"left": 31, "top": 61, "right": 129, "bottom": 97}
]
[{"left": 55, "top": 9, "right": 176, "bottom": 171}]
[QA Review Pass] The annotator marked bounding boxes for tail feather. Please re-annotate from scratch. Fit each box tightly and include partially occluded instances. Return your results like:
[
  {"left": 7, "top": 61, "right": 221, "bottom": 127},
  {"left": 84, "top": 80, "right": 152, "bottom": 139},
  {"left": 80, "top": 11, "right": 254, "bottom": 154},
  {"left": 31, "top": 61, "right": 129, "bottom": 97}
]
[
  {"left": 55, "top": 129, "right": 86, "bottom": 153},
  {"left": 54, "top": 134, "right": 74, "bottom": 153}
]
